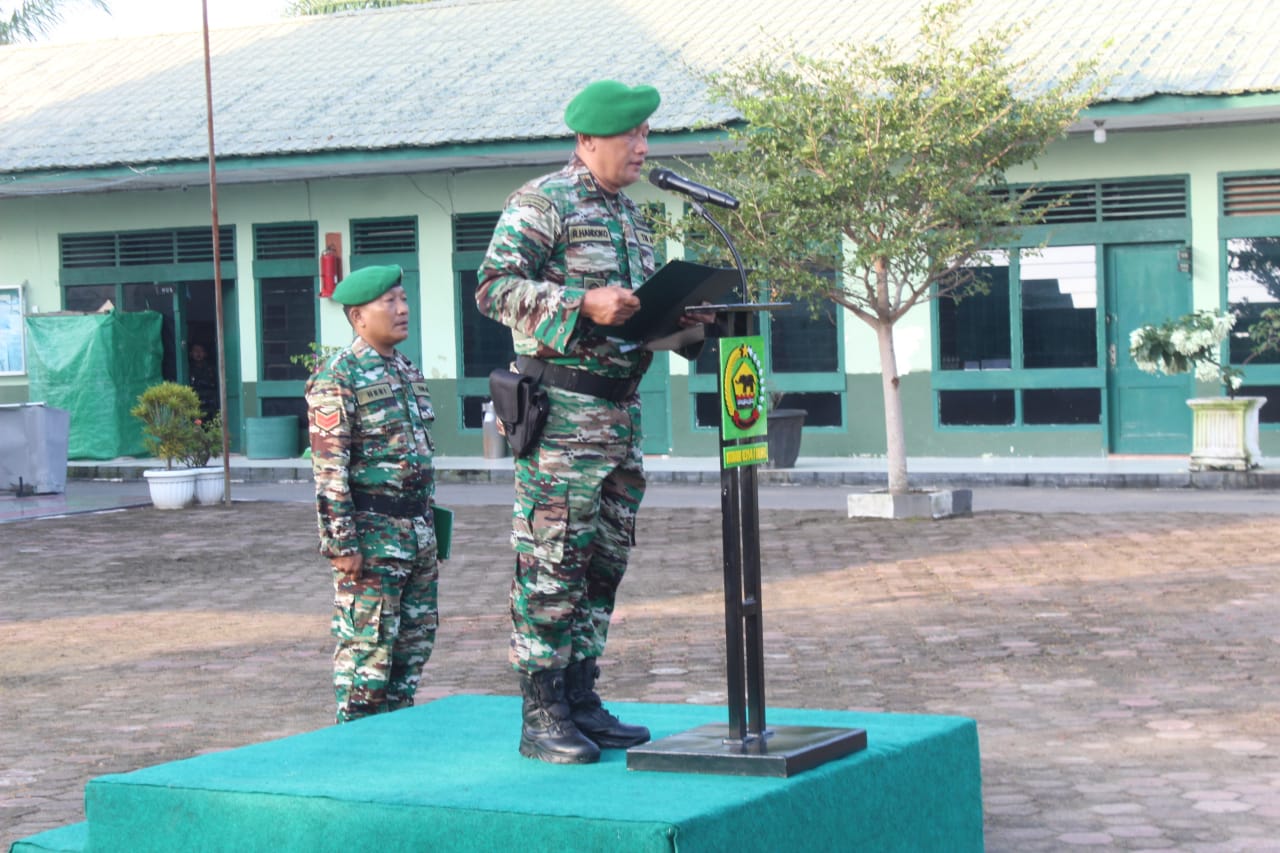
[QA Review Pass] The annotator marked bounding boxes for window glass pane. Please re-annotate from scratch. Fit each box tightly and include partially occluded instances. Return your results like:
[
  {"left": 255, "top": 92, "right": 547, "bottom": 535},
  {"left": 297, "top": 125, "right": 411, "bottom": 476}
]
[
  {"left": 1020, "top": 246, "right": 1097, "bottom": 368},
  {"left": 939, "top": 389, "right": 1014, "bottom": 425},
  {"left": 775, "top": 392, "right": 842, "bottom": 427},
  {"left": 0, "top": 287, "right": 24, "bottom": 375},
  {"left": 692, "top": 340, "right": 718, "bottom": 374},
  {"left": 64, "top": 285, "right": 115, "bottom": 312},
  {"left": 1237, "top": 385, "right": 1280, "bottom": 423},
  {"left": 260, "top": 276, "right": 314, "bottom": 381},
  {"left": 459, "top": 268, "right": 514, "bottom": 378},
  {"left": 461, "top": 395, "right": 487, "bottom": 430},
  {"left": 694, "top": 392, "right": 720, "bottom": 428},
  {"left": 1227, "top": 237, "right": 1280, "bottom": 364},
  {"left": 938, "top": 254, "right": 1011, "bottom": 371},
  {"left": 1022, "top": 388, "right": 1100, "bottom": 425},
  {"left": 771, "top": 299, "right": 839, "bottom": 373}
]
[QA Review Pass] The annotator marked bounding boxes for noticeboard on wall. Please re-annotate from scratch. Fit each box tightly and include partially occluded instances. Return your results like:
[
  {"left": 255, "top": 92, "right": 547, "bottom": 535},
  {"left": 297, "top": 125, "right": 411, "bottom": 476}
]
[{"left": 0, "top": 285, "right": 24, "bottom": 376}]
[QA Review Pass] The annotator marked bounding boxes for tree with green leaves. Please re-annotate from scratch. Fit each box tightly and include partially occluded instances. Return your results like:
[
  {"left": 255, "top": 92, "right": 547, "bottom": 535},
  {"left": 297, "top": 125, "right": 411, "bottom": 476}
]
[
  {"left": 670, "top": 1, "right": 1104, "bottom": 495},
  {"left": 0, "top": 0, "right": 108, "bottom": 45},
  {"left": 285, "top": 0, "right": 433, "bottom": 15}
]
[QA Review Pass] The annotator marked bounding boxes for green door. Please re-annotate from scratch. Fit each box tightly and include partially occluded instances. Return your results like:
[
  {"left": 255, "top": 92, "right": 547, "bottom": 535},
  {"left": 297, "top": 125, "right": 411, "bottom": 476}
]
[
  {"left": 1106, "top": 243, "right": 1193, "bottom": 453},
  {"left": 639, "top": 352, "right": 671, "bottom": 454}
]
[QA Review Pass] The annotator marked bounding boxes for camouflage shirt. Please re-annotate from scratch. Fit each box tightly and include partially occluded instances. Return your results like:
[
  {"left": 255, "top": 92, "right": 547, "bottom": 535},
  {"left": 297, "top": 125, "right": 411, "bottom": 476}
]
[
  {"left": 476, "top": 156, "right": 657, "bottom": 379},
  {"left": 305, "top": 336, "right": 435, "bottom": 559}
]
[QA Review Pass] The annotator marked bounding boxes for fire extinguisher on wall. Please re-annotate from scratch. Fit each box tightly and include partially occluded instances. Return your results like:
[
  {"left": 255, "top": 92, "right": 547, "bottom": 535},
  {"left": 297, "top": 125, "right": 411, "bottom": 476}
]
[{"left": 319, "top": 238, "right": 343, "bottom": 298}]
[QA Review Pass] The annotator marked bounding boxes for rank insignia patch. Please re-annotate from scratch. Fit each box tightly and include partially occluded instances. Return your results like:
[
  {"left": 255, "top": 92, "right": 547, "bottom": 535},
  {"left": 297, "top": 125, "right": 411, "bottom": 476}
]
[{"left": 314, "top": 407, "right": 342, "bottom": 433}]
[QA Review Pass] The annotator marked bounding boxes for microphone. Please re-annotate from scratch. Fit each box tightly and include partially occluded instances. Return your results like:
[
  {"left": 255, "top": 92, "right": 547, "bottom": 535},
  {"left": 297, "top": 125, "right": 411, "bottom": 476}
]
[{"left": 648, "top": 168, "right": 740, "bottom": 210}]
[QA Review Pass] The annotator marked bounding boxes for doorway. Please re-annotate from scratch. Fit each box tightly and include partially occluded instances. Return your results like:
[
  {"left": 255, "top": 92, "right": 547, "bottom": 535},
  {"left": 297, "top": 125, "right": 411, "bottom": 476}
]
[{"left": 1105, "top": 243, "right": 1193, "bottom": 453}]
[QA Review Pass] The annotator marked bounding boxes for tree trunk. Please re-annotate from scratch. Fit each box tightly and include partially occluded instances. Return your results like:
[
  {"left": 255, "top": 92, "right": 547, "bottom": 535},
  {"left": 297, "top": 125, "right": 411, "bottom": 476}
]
[{"left": 876, "top": 320, "right": 909, "bottom": 495}]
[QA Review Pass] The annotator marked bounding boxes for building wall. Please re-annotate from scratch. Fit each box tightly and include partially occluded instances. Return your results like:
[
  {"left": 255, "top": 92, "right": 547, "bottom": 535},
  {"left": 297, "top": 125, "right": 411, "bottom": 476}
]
[{"left": 3, "top": 120, "right": 1279, "bottom": 457}]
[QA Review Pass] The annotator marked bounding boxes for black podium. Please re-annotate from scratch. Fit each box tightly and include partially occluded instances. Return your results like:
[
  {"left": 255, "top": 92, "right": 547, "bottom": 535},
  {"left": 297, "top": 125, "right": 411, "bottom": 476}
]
[{"left": 624, "top": 201, "right": 866, "bottom": 776}]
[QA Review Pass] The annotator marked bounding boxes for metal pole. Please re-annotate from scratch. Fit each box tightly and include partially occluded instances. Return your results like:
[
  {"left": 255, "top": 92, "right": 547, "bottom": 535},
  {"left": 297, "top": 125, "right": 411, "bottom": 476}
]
[{"left": 201, "top": 0, "right": 231, "bottom": 505}]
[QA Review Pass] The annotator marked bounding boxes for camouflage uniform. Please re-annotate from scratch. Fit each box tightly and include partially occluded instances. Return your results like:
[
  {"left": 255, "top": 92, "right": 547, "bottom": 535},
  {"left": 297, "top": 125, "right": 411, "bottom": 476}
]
[
  {"left": 476, "top": 155, "right": 657, "bottom": 674},
  {"left": 305, "top": 336, "right": 439, "bottom": 723}
]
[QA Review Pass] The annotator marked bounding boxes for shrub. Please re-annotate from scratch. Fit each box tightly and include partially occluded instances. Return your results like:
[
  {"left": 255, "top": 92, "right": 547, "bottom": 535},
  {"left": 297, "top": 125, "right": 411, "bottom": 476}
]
[
  {"left": 185, "top": 413, "right": 224, "bottom": 468},
  {"left": 131, "top": 382, "right": 203, "bottom": 469}
]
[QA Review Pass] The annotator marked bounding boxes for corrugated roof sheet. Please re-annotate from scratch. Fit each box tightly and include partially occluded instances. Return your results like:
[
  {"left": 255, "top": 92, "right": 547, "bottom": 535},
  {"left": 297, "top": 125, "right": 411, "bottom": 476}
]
[{"left": 1, "top": 0, "right": 1277, "bottom": 173}]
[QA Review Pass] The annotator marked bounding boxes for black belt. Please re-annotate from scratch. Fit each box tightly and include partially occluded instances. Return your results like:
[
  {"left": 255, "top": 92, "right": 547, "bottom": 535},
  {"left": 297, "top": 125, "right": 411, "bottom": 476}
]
[
  {"left": 351, "top": 491, "right": 428, "bottom": 518},
  {"left": 515, "top": 357, "right": 641, "bottom": 403}
]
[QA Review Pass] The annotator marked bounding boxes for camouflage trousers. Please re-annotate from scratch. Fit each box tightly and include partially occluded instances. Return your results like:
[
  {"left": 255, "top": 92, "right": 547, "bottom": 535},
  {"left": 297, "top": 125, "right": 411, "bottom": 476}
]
[
  {"left": 332, "top": 541, "right": 439, "bottom": 723},
  {"left": 509, "top": 386, "right": 645, "bottom": 673}
]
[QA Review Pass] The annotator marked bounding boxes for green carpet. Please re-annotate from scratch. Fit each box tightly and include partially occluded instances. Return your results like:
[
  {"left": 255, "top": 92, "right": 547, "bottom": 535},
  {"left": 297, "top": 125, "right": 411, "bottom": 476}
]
[
  {"left": 8, "top": 823, "right": 86, "bottom": 853},
  {"left": 69, "top": 696, "right": 981, "bottom": 852}
]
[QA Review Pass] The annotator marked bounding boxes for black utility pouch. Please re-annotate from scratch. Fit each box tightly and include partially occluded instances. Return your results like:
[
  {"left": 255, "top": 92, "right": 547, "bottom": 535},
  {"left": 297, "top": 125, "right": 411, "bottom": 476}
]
[{"left": 488, "top": 368, "right": 550, "bottom": 458}]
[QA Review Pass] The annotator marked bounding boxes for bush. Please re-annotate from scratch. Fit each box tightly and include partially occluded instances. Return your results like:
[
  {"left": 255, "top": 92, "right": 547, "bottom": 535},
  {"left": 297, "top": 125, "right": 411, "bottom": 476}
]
[
  {"left": 289, "top": 342, "right": 344, "bottom": 374},
  {"left": 186, "top": 413, "right": 224, "bottom": 468},
  {"left": 131, "top": 382, "right": 203, "bottom": 469},
  {"left": 1129, "top": 310, "right": 1241, "bottom": 396}
]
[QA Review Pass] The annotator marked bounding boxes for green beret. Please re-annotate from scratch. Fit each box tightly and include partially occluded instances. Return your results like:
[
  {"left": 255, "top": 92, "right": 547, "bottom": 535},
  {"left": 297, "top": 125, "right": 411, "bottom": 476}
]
[
  {"left": 565, "top": 80, "right": 660, "bottom": 136},
  {"left": 331, "top": 264, "right": 403, "bottom": 306}
]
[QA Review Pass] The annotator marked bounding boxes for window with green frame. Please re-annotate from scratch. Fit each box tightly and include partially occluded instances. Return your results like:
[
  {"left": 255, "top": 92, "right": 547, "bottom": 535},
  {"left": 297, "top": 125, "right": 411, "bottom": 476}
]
[
  {"left": 59, "top": 225, "right": 237, "bottom": 383},
  {"left": 933, "top": 175, "right": 1191, "bottom": 428},
  {"left": 690, "top": 285, "right": 844, "bottom": 428},
  {"left": 453, "top": 212, "right": 514, "bottom": 429},
  {"left": 935, "top": 245, "right": 1102, "bottom": 426},
  {"left": 253, "top": 222, "right": 317, "bottom": 384},
  {"left": 1223, "top": 172, "right": 1280, "bottom": 423}
]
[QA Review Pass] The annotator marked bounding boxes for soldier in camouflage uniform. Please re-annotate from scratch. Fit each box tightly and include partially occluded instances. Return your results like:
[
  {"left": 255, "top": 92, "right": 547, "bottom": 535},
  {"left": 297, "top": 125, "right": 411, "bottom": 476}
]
[
  {"left": 477, "top": 80, "right": 704, "bottom": 764},
  {"left": 305, "top": 264, "right": 440, "bottom": 724}
]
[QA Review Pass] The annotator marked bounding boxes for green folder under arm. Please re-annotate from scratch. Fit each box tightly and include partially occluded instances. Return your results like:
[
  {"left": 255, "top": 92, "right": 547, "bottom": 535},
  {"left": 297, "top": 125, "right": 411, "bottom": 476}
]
[{"left": 432, "top": 505, "right": 454, "bottom": 560}]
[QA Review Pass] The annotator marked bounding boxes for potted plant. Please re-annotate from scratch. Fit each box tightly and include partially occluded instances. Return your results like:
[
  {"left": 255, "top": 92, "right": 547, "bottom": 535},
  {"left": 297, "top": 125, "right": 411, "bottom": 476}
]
[
  {"left": 1129, "top": 309, "right": 1268, "bottom": 470},
  {"left": 131, "top": 381, "right": 203, "bottom": 508},
  {"left": 186, "top": 413, "right": 226, "bottom": 505}
]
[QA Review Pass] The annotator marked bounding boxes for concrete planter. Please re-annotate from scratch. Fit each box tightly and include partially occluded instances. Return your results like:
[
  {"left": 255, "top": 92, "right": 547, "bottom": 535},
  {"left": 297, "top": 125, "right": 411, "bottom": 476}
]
[
  {"left": 142, "top": 468, "right": 196, "bottom": 510},
  {"left": 1187, "top": 396, "right": 1266, "bottom": 471},
  {"left": 847, "top": 488, "right": 973, "bottom": 520},
  {"left": 192, "top": 467, "right": 226, "bottom": 505}
]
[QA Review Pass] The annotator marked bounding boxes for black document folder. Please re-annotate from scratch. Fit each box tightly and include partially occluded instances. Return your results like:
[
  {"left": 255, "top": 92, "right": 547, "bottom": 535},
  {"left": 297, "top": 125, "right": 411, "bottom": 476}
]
[{"left": 608, "top": 261, "right": 741, "bottom": 342}]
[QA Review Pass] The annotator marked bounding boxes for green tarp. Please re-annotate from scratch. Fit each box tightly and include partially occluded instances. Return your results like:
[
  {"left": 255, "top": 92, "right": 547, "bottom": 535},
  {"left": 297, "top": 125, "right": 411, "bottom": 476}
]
[{"left": 25, "top": 312, "right": 163, "bottom": 460}]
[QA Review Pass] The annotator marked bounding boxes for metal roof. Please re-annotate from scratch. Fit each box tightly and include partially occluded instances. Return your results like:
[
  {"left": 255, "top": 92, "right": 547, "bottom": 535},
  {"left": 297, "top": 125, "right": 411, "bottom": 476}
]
[{"left": 1, "top": 0, "right": 1278, "bottom": 180}]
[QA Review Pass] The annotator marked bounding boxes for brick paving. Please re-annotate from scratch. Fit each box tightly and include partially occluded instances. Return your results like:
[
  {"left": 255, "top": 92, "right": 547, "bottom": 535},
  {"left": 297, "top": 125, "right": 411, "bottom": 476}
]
[{"left": 2, "top": 498, "right": 1279, "bottom": 851}]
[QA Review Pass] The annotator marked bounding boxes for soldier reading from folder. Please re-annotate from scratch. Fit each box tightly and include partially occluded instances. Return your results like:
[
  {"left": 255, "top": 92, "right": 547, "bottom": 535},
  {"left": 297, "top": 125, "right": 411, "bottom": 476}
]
[
  {"left": 476, "top": 80, "right": 713, "bottom": 765},
  {"left": 305, "top": 264, "right": 440, "bottom": 724}
]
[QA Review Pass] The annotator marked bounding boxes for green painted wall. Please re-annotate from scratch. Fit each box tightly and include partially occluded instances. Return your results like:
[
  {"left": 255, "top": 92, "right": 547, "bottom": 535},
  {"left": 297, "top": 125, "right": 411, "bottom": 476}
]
[{"left": 4, "top": 118, "right": 1280, "bottom": 459}]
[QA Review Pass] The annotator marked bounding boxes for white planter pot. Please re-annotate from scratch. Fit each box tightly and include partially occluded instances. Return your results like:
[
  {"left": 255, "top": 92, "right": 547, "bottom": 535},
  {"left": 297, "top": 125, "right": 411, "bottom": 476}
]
[
  {"left": 142, "top": 468, "right": 196, "bottom": 509},
  {"left": 192, "top": 467, "right": 226, "bottom": 505},
  {"left": 1187, "top": 396, "right": 1267, "bottom": 471}
]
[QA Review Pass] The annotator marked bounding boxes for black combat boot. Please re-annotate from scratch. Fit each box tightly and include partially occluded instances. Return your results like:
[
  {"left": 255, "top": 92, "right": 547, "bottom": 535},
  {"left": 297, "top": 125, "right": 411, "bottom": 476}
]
[
  {"left": 564, "top": 658, "right": 651, "bottom": 748},
  {"left": 519, "top": 669, "right": 601, "bottom": 764}
]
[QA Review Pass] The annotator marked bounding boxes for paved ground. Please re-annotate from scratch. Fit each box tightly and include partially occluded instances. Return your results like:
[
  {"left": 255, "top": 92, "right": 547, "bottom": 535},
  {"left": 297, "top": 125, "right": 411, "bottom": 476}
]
[{"left": 3, "top": 483, "right": 1280, "bottom": 851}]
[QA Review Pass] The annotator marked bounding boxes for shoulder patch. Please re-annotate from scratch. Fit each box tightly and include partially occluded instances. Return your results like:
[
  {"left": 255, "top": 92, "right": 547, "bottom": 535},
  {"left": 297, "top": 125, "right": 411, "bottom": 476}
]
[
  {"left": 516, "top": 192, "right": 553, "bottom": 213},
  {"left": 356, "top": 383, "right": 394, "bottom": 405},
  {"left": 569, "top": 224, "right": 612, "bottom": 243}
]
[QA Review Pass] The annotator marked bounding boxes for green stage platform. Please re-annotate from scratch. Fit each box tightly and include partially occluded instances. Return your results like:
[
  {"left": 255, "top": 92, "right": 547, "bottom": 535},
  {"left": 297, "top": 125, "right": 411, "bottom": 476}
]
[{"left": 12, "top": 696, "right": 983, "bottom": 853}]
